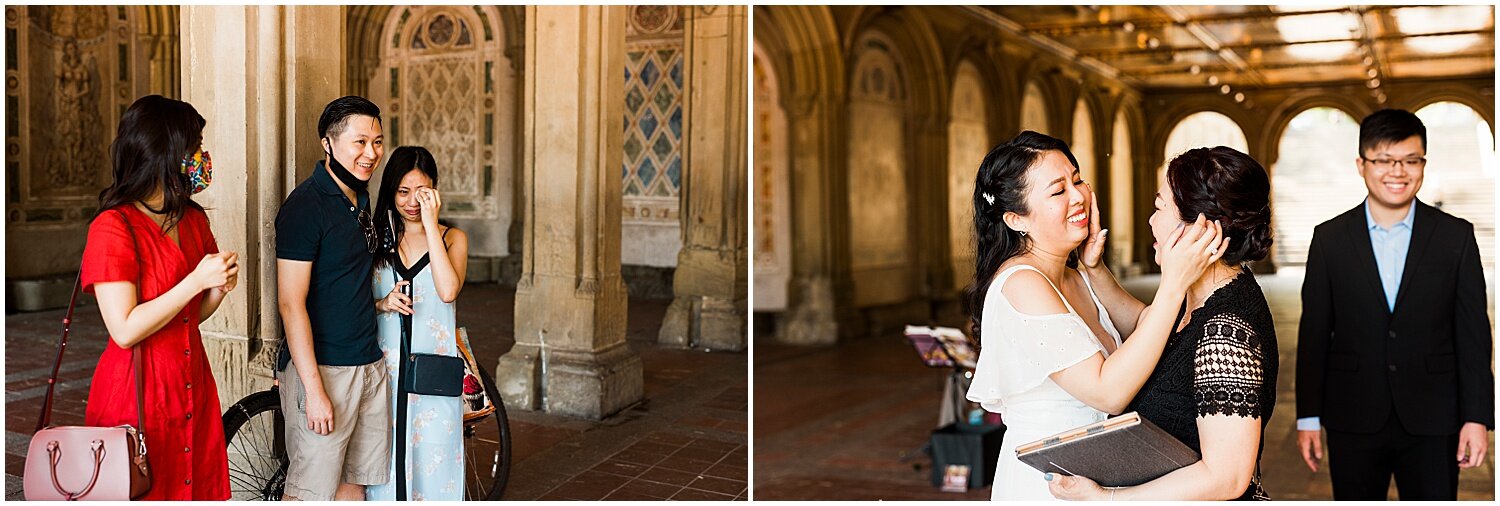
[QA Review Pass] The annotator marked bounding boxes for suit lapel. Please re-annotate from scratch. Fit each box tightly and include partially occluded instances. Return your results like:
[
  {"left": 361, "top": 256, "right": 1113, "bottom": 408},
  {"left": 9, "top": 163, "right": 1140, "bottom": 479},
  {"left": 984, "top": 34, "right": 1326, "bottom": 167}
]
[
  {"left": 1346, "top": 204, "right": 1389, "bottom": 311},
  {"left": 1392, "top": 202, "right": 1435, "bottom": 313}
]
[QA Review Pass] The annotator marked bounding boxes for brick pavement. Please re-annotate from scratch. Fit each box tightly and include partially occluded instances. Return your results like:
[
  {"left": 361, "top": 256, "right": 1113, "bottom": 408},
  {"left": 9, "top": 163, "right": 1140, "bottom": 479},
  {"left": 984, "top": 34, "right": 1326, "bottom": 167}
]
[{"left": 5, "top": 283, "right": 746, "bottom": 500}]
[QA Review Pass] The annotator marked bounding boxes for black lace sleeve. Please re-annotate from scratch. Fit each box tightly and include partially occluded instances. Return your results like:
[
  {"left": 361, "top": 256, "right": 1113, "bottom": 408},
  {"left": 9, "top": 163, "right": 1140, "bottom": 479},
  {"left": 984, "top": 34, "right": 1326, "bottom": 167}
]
[{"left": 1193, "top": 312, "right": 1269, "bottom": 418}]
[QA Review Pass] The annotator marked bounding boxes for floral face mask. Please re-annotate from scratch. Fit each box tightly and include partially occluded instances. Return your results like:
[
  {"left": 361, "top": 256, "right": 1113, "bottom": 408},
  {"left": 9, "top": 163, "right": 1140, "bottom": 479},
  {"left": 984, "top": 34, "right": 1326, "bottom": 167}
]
[{"left": 181, "top": 148, "right": 212, "bottom": 194}]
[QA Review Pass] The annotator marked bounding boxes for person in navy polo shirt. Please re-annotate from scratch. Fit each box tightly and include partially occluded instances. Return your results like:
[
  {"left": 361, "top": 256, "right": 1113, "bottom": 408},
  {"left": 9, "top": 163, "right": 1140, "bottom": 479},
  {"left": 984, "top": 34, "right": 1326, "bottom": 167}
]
[{"left": 273, "top": 96, "right": 392, "bottom": 501}]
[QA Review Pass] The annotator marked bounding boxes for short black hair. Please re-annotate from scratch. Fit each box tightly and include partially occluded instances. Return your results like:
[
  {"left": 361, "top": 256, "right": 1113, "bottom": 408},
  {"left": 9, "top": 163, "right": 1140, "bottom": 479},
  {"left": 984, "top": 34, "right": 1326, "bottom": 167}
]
[
  {"left": 317, "top": 96, "right": 382, "bottom": 140},
  {"left": 1358, "top": 108, "right": 1426, "bottom": 157}
]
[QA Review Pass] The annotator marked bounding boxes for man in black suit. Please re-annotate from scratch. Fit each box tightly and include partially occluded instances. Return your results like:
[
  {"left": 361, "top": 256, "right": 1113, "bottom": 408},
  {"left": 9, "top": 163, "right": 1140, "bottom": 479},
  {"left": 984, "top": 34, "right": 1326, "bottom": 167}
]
[{"left": 1296, "top": 108, "right": 1493, "bottom": 500}]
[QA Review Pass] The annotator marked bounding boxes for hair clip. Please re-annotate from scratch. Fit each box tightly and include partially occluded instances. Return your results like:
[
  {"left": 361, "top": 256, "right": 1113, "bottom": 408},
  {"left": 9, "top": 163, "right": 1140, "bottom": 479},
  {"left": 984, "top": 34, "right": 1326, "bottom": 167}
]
[{"left": 982, "top": 192, "right": 996, "bottom": 205}]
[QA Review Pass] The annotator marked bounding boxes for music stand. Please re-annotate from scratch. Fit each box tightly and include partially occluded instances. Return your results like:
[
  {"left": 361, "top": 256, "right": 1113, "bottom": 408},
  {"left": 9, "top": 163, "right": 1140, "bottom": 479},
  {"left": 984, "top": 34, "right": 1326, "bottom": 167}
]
[{"left": 904, "top": 325, "right": 978, "bottom": 428}]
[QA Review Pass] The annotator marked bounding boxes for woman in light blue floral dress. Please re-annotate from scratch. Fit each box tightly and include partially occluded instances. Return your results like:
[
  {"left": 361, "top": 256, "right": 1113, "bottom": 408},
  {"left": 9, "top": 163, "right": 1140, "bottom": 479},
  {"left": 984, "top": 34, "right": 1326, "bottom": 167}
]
[{"left": 367, "top": 147, "right": 471, "bottom": 500}]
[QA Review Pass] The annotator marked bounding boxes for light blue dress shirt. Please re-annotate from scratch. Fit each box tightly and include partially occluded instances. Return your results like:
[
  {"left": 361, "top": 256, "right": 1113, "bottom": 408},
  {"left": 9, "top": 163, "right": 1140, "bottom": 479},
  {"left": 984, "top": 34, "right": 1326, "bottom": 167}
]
[{"left": 1298, "top": 200, "right": 1416, "bottom": 431}]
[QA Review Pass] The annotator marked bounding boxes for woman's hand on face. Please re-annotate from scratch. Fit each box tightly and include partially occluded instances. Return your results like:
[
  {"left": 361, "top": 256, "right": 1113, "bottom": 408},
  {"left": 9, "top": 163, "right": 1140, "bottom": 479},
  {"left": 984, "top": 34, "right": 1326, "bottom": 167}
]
[
  {"left": 418, "top": 187, "right": 442, "bottom": 230},
  {"left": 1158, "top": 214, "right": 1229, "bottom": 293},
  {"left": 1077, "top": 188, "right": 1108, "bottom": 269},
  {"left": 1047, "top": 473, "right": 1106, "bottom": 500},
  {"left": 377, "top": 280, "right": 413, "bottom": 315}
]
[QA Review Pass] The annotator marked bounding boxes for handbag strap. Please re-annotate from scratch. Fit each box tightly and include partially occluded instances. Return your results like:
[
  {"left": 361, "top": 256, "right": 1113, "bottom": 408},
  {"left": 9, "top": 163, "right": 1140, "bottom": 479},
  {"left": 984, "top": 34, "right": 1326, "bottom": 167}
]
[
  {"left": 34, "top": 270, "right": 83, "bottom": 433},
  {"left": 36, "top": 209, "right": 147, "bottom": 436},
  {"left": 395, "top": 267, "right": 412, "bottom": 500}
]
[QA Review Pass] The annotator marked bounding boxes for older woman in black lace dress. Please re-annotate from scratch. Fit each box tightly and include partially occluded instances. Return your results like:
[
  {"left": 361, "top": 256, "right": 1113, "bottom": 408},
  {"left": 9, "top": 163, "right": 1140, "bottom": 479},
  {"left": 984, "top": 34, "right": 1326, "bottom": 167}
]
[{"left": 1050, "top": 146, "right": 1279, "bottom": 500}]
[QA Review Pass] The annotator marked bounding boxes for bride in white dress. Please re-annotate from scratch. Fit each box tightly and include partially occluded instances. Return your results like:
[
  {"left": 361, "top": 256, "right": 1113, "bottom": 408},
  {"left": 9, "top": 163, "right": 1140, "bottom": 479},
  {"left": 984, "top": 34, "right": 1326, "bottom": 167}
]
[{"left": 962, "top": 132, "right": 1227, "bottom": 500}]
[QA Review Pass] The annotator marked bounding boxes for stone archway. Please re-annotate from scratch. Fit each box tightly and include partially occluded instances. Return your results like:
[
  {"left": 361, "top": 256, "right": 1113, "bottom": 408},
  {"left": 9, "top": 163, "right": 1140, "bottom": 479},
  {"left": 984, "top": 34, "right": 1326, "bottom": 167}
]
[
  {"left": 752, "top": 43, "right": 792, "bottom": 312},
  {"left": 845, "top": 30, "right": 913, "bottom": 308},
  {"left": 1270, "top": 107, "right": 1364, "bottom": 267},
  {"left": 1162, "top": 111, "right": 1250, "bottom": 173},
  {"left": 1020, "top": 80, "right": 1050, "bottom": 135},
  {"left": 751, "top": 5, "right": 847, "bottom": 345},
  {"left": 369, "top": 6, "right": 515, "bottom": 261},
  {"left": 1414, "top": 102, "right": 1495, "bottom": 268}
]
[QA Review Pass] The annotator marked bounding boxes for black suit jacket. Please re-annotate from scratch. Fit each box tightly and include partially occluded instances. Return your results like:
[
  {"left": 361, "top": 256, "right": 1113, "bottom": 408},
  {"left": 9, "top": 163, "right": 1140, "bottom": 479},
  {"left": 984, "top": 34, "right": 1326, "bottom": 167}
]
[{"left": 1296, "top": 200, "right": 1494, "bottom": 435}]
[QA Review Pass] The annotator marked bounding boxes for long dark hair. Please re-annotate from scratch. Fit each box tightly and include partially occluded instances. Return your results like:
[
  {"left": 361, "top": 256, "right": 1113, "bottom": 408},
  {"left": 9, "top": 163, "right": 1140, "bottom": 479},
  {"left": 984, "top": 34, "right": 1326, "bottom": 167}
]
[
  {"left": 97, "top": 95, "right": 206, "bottom": 228},
  {"left": 964, "top": 131, "right": 1080, "bottom": 339},
  {"left": 373, "top": 145, "right": 440, "bottom": 269}
]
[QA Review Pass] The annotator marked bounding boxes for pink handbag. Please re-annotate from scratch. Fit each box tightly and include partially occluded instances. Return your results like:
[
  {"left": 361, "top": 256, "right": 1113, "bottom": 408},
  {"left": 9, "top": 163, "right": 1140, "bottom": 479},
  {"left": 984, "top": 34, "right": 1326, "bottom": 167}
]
[{"left": 24, "top": 210, "right": 152, "bottom": 500}]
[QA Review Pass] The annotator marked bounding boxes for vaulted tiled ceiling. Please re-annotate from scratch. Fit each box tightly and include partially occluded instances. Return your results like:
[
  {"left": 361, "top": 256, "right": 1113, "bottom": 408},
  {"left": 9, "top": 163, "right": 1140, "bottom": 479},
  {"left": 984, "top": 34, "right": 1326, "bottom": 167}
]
[{"left": 981, "top": 5, "right": 1494, "bottom": 92}]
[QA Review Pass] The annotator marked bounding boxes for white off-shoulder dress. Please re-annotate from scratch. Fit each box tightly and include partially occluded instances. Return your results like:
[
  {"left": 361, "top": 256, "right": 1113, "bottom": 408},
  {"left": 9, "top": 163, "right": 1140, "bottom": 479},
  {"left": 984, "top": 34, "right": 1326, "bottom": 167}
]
[{"left": 965, "top": 264, "right": 1123, "bottom": 501}]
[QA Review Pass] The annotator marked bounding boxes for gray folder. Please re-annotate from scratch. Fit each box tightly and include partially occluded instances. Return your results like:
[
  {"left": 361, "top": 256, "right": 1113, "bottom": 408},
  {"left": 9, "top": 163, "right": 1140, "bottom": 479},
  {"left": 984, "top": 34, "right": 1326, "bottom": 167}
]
[{"left": 1015, "top": 412, "right": 1201, "bottom": 487}]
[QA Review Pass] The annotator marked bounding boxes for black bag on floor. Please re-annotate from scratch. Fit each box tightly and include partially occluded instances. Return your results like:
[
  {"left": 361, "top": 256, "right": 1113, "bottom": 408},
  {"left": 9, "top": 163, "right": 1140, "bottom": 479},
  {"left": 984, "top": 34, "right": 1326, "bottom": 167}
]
[{"left": 929, "top": 423, "right": 1005, "bottom": 490}]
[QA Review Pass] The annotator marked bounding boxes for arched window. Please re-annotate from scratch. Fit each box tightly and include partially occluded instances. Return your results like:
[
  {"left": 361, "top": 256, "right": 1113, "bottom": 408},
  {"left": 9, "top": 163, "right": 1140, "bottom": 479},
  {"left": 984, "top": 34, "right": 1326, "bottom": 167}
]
[
  {"left": 847, "top": 32, "right": 912, "bottom": 307},
  {"left": 1415, "top": 102, "right": 1495, "bottom": 268},
  {"left": 947, "top": 61, "right": 989, "bottom": 290},
  {"left": 1271, "top": 107, "right": 1363, "bottom": 267},
  {"left": 1109, "top": 111, "right": 1134, "bottom": 268},
  {"left": 752, "top": 46, "right": 792, "bottom": 311}
]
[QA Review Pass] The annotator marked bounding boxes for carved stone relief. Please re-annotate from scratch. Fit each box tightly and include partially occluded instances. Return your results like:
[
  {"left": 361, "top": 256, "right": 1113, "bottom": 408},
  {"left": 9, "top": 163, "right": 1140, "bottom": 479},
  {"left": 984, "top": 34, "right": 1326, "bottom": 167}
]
[{"left": 373, "top": 6, "right": 513, "bottom": 256}]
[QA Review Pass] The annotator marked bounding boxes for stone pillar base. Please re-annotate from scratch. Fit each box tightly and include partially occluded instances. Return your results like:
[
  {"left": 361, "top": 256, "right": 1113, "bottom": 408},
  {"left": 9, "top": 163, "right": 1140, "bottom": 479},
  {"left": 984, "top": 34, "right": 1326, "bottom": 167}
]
[
  {"left": 543, "top": 344, "right": 644, "bottom": 420},
  {"left": 495, "top": 343, "right": 543, "bottom": 411},
  {"left": 660, "top": 295, "right": 746, "bottom": 351},
  {"left": 659, "top": 246, "right": 745, "bottom": 350},
  {"left": 775, "top": 276, "right": 838, "bottom": 345},
  {"left": 658, "top": 299, "right": 693, "bottom": 349}
]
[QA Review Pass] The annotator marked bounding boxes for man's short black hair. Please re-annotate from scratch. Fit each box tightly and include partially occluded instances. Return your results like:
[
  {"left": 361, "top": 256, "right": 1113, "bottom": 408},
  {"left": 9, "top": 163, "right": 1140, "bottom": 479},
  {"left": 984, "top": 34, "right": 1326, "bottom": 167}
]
[
  {"left": 317, "top": 96, "right": 382, "bottom": 140},
  {"left": 1359, "top": 108, "right": 1426, "bottom": 157}
]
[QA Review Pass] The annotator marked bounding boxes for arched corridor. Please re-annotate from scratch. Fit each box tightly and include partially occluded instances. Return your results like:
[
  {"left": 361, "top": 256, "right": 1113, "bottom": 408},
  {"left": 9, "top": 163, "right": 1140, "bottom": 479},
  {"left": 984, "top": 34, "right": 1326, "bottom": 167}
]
[
  {"left": 752, "top": 3, "right": 1494, "bottom": 344},
  {"left": 753, "top": 5, "right": 1494, "bottom": 500}
]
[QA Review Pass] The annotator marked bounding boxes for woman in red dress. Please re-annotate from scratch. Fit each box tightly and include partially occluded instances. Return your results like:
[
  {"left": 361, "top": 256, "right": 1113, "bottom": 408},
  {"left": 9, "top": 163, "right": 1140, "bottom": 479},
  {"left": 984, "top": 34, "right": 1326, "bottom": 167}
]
[{"left": 81, "top": 95, "right": 238, "bottom": 500}]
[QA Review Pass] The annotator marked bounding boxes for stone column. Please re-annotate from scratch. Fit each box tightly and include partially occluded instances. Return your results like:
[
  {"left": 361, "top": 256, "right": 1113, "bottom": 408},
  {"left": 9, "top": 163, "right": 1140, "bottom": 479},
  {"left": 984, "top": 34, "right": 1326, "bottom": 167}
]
[
  {"left": 775, "top": 97, "right": 847, "bottom": 346},
  {"left": 659, "top": 6, "right": 748, "bottom": 352},
  {"left": 497, "top": 6, "right": 643, "bottom": 420},
  {"left": 181, "top": 5, "right": 344, "bottom": 408}
]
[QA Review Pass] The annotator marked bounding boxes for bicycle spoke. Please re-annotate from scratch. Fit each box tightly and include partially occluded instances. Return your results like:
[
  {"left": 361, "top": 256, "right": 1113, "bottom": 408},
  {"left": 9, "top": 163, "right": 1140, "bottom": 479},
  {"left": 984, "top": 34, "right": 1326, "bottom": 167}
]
[
  {"left": 223, "top": 394, "right": 292, "bottom": 501},
  {"left": 235, "top": 418, "right": 273, "bottom": 484}
]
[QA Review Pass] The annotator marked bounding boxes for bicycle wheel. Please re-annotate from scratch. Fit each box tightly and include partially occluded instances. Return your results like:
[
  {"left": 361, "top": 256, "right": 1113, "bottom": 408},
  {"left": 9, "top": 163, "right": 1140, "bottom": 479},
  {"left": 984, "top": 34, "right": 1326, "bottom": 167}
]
[
  {"left": 222, "top": 388, "right": 288, "bottom": 501},
  {"left": 463, "top": 365, "right": 512, "bottom": 500}
]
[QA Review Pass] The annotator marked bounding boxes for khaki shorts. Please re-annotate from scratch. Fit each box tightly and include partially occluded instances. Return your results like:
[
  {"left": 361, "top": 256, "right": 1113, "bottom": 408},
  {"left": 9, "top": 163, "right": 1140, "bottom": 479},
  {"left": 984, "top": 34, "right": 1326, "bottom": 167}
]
[{"left": 279, "top": 360, "right": 391, "bottom": 500}]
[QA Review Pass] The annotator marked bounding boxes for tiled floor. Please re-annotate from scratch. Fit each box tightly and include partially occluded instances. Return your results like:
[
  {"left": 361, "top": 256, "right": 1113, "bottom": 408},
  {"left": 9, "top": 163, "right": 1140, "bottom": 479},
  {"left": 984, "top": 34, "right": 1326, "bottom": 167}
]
[
  {"left": 537, "top": 431, "right": 747, "bottom": 500},
  {"left": 5, "top": 283, "right": 747, "bottom": 501},
  {"left": 754, "top": 270, "right": 1495, "bottom": 501}
]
